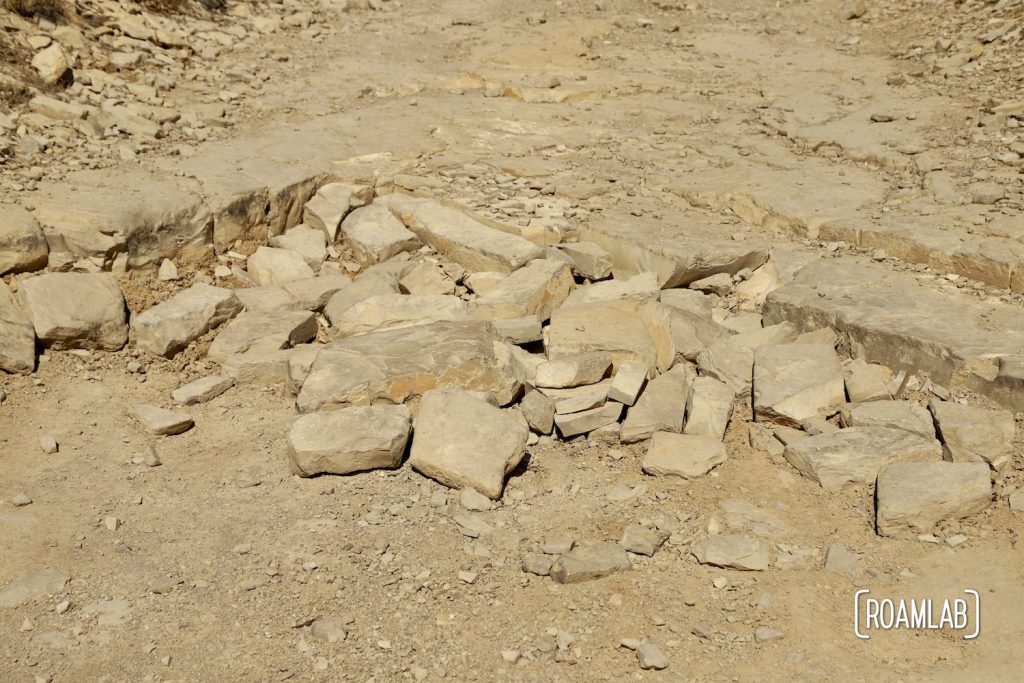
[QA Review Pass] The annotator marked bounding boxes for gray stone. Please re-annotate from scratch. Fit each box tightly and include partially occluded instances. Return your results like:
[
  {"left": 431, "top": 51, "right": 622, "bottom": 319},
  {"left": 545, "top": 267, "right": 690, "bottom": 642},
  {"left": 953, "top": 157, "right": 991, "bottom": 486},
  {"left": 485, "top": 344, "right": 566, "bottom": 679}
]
[
  {"left": 129, "top": 404, "right": 194, "bottom": 436},
  {"left": 0, "top": 281, "right": 35, "bottom": 374},
  {"left": 339, "top": 204, "right": 421, "bottom": 265},
  {"left": 207, "top": 310, "right": 317, "bottom": 363},
  {"left": 642, "top": 431, "right": 727, "bottom": 478},
  {"left": 171, "top": 376, "right": 234, "bottom": 405},
  {"left": 930, "top": 401, "right": 1015, "bottom": 476},
  {"left": 824, "top": 544, "right": 860, "bottom": 576},
  {"left": 549, "top": 542, "right": 631, "bottom": 583},
  {"left": 692, "top": 534, "right": 769, "bottom": 571},
  {"left": 683, "top": 376, "right": 735, "bottom": 441},
  {"left": 522, "top": 554, "right": 554, "bottom": 576},
  {"left": 18, "top": 273, "right": 127, "bottom": 351},
  {"left": 0, "top": 205, "right": 48, "bottom": 275},
  {"left": 875, "top": 462, "right": 992, "bottom": 537},
  {"left": 621, "top": 363, "right": 694, "bottom": 443},
  {"left": 753, "top": 343, "right": 844, "bottom": 426},
  {"left": 636, "top": 642, "right": 669, "bottom": 670},
  {"left": 839, "top": 401, "right": 934, "bottom": 439},
  {"left": 310, "top": 618, "right": 348, "bottom": 644},
  {"left": 131, "top": 284, "right": 242, "bottom": 357},
  {"left": 288, "top": 405, "right": 412, "bottom": 476}
]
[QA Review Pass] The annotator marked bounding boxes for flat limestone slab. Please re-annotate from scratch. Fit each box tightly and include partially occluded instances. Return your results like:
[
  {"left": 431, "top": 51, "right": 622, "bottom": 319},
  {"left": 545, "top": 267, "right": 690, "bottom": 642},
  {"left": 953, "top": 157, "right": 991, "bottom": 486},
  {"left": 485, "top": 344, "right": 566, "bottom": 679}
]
[
  {"left": 683, "top": 376, "right": 735, "bottom": 441},
  {"left": 691, "top": 534, "right": 769, "bottom": 571},
  {"left": 331, "top": 294, "right": 468, "bottom": 338},
  {"left": 642, "top": 431, "right": 727, "bottom": 478},
  {"left": 131, "top": 283, "right": 242, "bottom": 357},
  {"left": 18, "top": 273, "right": 128, "bottom": 351},
  {"left": 0, "top": 281, "right": 36, "bottom": 374},
  {"left": 377, "top": 194, "right": 543, "bottom": 273},
  {"left": 875, "top": 461, "right": 991, "bottom": 537},
  {"left": 554, "top": 401, "right": 623, "bottom": 438},
  {"left": 839, "top": 401, "right": 934, "bottom": 440},
  {"left": 409, "top": 389, "right": 528, "bottom": 499},
  {"left": 0, "top": 567, "right": 70, "bottom": 608},
  {"left": 471, "top": 259, "right": 573, "bottom": 321},
  {"left": 339, "top": 204, "right": 421, "bottom": 265},
  {"left": 129, "top": 404, "right": 194, "bottom": 435},
  {"left": 0, "top": 204, "right": 48, "bottom": 275},
  {"left": 171, "top": 376, "right": 234, "bottom": 405},
  {"left": 288, "top": 405, "right": 412, "bottom": 477},
  {"left": 247, "top": 246, "right": 314, "bottom": 286},
  {"left": 535, "top": 353, "right": 612, "bottom": 389},
  {"left": 929, "top": 400, "right": 1015, "bottom": 476},
  {"left": 783, "top": 426, "right": 942, "bottom": 491},
  {"left": 207, "top": 310, "right": 317, "bottom": 363},
  {"left": 753, "top": 343, "right": 844, "bottom": 426}
]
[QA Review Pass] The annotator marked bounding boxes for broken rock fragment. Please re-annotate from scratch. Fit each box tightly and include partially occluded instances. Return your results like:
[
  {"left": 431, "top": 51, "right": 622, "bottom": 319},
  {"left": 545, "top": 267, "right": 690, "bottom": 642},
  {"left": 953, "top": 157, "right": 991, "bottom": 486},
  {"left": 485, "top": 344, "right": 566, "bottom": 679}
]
[
  {"left": 621, "top": 524, "right": 670, "bottom": 556},
  {"left": 131, "top": 284, "right": 242, "bottom": 357},
  {"left": 18, "top": 273, "right": 128, "bottom": 351},
  {"left": 331, "top": 293, "right": 468, "bottom": 338},
  {"left": 620, "top": 363, "right": 694, "bottom": 443},
  {"left": 683, "top": 376, "right": 735, "bottom": 440},
  {"left": 247, "top": 246, "right": 314, "bottom": 286},
  {"left": 607, "top": 362, "right": 647, "bottom": 406},
  {"left": 303, "top": 182, "right": 373, "bottom": 242},
  {"left": 0, "top": 568, "right": 71, "bottom": 608},
  {"left": 697, "top": 323, "right": 797, "bottom": 395},
  {"left": 692, "top": 534, "right": 769, "bottom": 571},
  {"left": 839, "top": 401, "right": 934, "bottom": 439},
  {"left": 208, "top": 310, "right": 317, "bottom": 363},
  {"left": 340, "top": 204, "right": 421, "bottom": 265},
  {"left": 0, "top": 205, "right": 48, "bottom": 275},
  {"left": 929, "top": 400, "right": 1014, "bottom": 476},
  {"left": 554, "top": 401, "right": 623, "bottom": 438},
  {"left": 520, "top": 389, "right": 555, "bottom": 434},
  {"left": 535, "top": 352, "right": 612, "bottom": 389},
  {"left": 642, "top": 431, "right": 727, "bottom": 478},
  {"left": 323, "top": 272, "right": 401, "bottom": 325},
  {"left": 0, "top": 282, "right": 35, "bottom": 375},
  {"left": 753, "top": 343, "right": 844, "bottom": 426},
  {"left": 471, "top": 258, "right": 573, "bottom": 321},
  {"left": 288, "top": 405, "right": 412, "bottom": 477},
  {"left": 129, "top": 404, "right": 194, "bottom": 436},
  {"left": 549, "top": 542, "right": 631, "bottom": 583},
  {"left": 269, "top": 224, "right": 328, "bottom": 269},
  {"left": 171, "top": 376, "right": 234, "bottom": 405},
  {"left": 875, "top": 461, "right": 992, "bottom": 537},
  {"left": 559, "top": 241, "right": 612, "bottom": 280}
]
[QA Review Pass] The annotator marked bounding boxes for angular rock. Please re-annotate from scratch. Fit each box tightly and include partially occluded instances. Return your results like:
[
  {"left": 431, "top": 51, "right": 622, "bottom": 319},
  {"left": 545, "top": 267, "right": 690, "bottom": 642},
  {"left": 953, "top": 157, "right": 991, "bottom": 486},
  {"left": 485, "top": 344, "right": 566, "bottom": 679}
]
[
  {"left": 930, "top": 401, "right": 1015, "bottom": 476},
  {"left": 683, "top": 376, "right": 735, "bottom": 440},
  {"left": 247, "top": 246, "right": 314, "bottom": 286},
  {"left": 269, "top": 224, "right": 328, "bottom": 269},
  {"left": 784, "top": 427, "right": 941, "bottom": 491},
  {"left": 465, "top": 271, "right": 505, "bottom": 295},
  {"left": 18, "top": 273, "right": 127, "bottom": 351},
  {"left": 735, "top": 260, "right": 782, "bottom": 309},
  {"left": 541, "top": 380, "right": 611, "bottom": 414},
  {"left": 471, "top": 259, "right": 573, "bottom": 322},
  {"left": 607, "top": 362, "right": 647, "bottom": 406},
  {"left": 690, "top": 272, "right": 733, "bottom": 296},
  {"left": 620, "top": 363, "right": 694, "bottom": 443},
  {"left": 697, "top": 323, "right": 797, "bottom": 395},
  {"left": 0, "top": 282, "right": 35, "bottom": 375},
  {"left": 377, "top": 194, "right": 543, "bottom": 273},
  {"left": 549, "top": 542, "right": 631, "bottom": 583},
  {"left": 621, "top": 524, "right": 670, "bottom": 556},
  {"left": 875, "top": 462, "right": 992, "bottom": 537},
  {"left": 535, "top": 352, "right": 612, "bottom": 389},
  {"left": 409, "top": 388, "right": 528, "bottom": 499},
  {"left": 171, "top": 376, "right": 234, "bottom": 405},
  {"left": 562, "top": 272, "right": 660, "bottom": 307},
  {"left": 288, "top": 405, "right": 412, "bottom": 477},
  {"left": 129, "top": 404, "right": 194, "bottom": 436},
  {"left": 339, "top": 204, "right": 421, "bottom": 265},
  {"left": 844, "top": 359, "right": 893, "bottom": 402},
  {"left": 0, "top": 568, "right": 70, "bottom": 608},
  {"left": 207, "top": 310, "right": 317, "bottom": 363},
  {"left": 692, "top": 534, "right": 769, "bottom": 571},
  {"left": 222, "top": 348, "right": 291, "bottom": 386},
  {"left": 0, "top": 205, "right": 48, "bottom": 274},
  {"left": 554, "top": 401, "right": 623, "bottom": 438},
  {"left": 322, "top": 272, "right": 400, "bottom": 325},
  {"left": 310, "top": 618, "right": 348, "bottom": 644},
  {"left": 131, "top": 284, "right": 242, "bottom": 357},
  {"left": 667, "top": 305, "right": 731, "bottom": 361},
  {"left": 281, "top": 273, "right": 351, "bottom": 312},
  {"left": 304, "top": 182, "right": 373, "bottom": 242},
  {"left": 32, "top": 44, "right": 70, "bottom": 84},
  {"left": 492, "top": 316, "right": 543, "bottom": 344},
  {"left": 399, "top": 262, "right": 457, "bottom": 296},
  {"left": 824, "top": 544, "right": 861, "bottom": 576},
  {"left": 331, "top": 293, "right": 468, "bottom": 338},
  {"left": 297, "top": 321, "right": 521, "bottom": 412},
  {"left": 521, "top": 389, "right": 555, "bottom": 434},
  {"left": 753, "top": 343, "right": 844, "bottom": 426},
  {"left": 642, "top": 431, "right": 727, "bottom": 478},
  {"left": 839, "top": 401, "right": 934, "bottom": 439},
  {"left": 559, "top": 241, "right": 612, "bottom": 280},
  {"left": 233, "top": 285, "right": 300, "bottom": 313}
]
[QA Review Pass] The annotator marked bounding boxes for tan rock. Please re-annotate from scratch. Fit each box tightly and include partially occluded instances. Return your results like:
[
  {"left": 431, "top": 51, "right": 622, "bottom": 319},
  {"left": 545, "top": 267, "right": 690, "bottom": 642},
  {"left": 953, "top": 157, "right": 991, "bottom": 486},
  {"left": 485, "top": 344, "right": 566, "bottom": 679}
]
[
  {"left": 876, "top": 462, "right": 991, "bottom": 537},
  {"left": 607, "top": 362, "right": 647, "bottom": 406},
  {"left": 683, "top": 376, "right": 735, "bottom": 441},
  {"left": 233, "top": 285, "right": 300, "bottom": 313},
  {"left": 696, "top": 323, "right": 797, "bottom": 395},
  {"left": 535, "top": 353, "right": 612, "bottom": 389},
  {"left": 540, "top": 380, "right": 612, "bottom": 414},
  {"left": 753, "top": 343, "right": 845, "bottom": 426},
  {"left": 692, "top": 534, "right": 769, "bottom": 571},
  {"left": 331, "top": 293, "right": 468, "bottom": 338},
  {"left": 339, "top": 204, "right": 421, "bottom": 265},
  {"left": 222, "top": 348, "right": 291, "bottom": 385},
  {"left": 207, "top": 310, "right": 317, "bottom": 363},
  {"left": 0, "top": 205, "right": 48, "bottom": 275},
  {"left": 323, "top": 272, "right": 400, "bottom": 325},
  {"left": 129, "top": 404, "right": 194, "bottom": 436},
  {"left": 171, "top": 376, "right": 234, "bottom": 405},
  {"left": 288, "top": 405, "right": 412, "bottom": 477},
  {"left": 32, "top": 43, "right": 70, "bottom": 84},
  {"left": 269, "top": 224, "right": 328, "bottom": 269},
  {"left": 0, "top": 282, "right": 35, "bottom": 375},
  {"left": 492, "top": 316, "right": 543, "bottom": 344},
  {"left": 559, "top": 241, "right": 613, "bottom": 280},
  {"left": 554, "top": 401, "right": 623, "bottom": 438},
  {"left": 561, "top": 272, "right": 660, "bottom": 308},
  {"left": 304, "top": 182, "right": 373, "bottom": 242},
  {"left": 844, "top": 359, "right": 892, "bottom": 402},
  {"left": 549, "top": 542, "right": 631, "bottom": 583},
  {"left": 18, "top": 273, "right": 127, "bottom": 351},
  {"left": 281, "top": 273, "right": 351, "bottom": 312},
  {"left": 620, "top": 363, "right": 694, "bottom": 443},
  {"left": 247, "top": 246, "right": 314, "bottom": 286},
  {"left": 131, "top": 284, "right": 242, "bottom": 357},
  {"left": 472, "top": 259, "right": 573, "bottom": 321},
  {"left": 642, "top": 431, "right": 727, "bottom": 478},
  {"left": 930, "top": 401, "right": 1015, "bottom": 476},
  {"left": 839, "top": 401, "right": 934, "bottom": 439}
]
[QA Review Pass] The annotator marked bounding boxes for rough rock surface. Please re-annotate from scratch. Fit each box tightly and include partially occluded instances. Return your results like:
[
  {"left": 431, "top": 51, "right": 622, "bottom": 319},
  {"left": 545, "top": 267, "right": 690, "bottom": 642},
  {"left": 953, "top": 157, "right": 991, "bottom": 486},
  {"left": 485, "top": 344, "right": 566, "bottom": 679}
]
[
  {"left": 692, "top": 535, "right": 770, "bottom": 571},
  {"left": 288, "top": 405, "right": 412, "bottom": 477},
  {"left": 875, "top": 462, "right": 992, "bottom": 537},
  {"left": 331, "top": 293, "right": 468, "bottom": 338},
  {"left": 642, "top": 431, "right": 727, "bottom": 478},
  {"left": 340, "top": 204, "right": 421, "bottom": 265},
  {"left": 683, "top": 376, "right": 736, "bottom": 440},
  {"left": 0, "top": 205, "right": 48, "bottom": 275},
  {"left": 753, "top": 343, "right": 844, "bottom": 426},
  {"left": 549, "top": 542, "right": 631, "bottom": 584},
  {"left": 131, "top": 284, "right": 242, "bottom": 357},
  {"left": 207, "top": 310, "right": 317, "bottom": 363},
  {"left": 620, "top": 363, "right": 694, "bottom": 443},
  {"left": 839, "top": 401, "right": 935, "bottom": 439},
  {"left": 0, "top": 282, "right": 36, "bottom": 375},
  {"left": 471, "top": 259, "right": 573, "bottom": 321},
  {"left": 929, "top": 401, "right": 1015, "bottom": 476},
  {"left": 18, "top": 273, "right": 127, "bottom": 351}
]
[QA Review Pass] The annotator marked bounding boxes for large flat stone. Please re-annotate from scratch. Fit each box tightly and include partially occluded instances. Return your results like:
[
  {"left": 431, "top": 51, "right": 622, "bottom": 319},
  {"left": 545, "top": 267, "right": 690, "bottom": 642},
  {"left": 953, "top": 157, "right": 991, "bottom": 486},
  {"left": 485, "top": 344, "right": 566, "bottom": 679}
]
[
  {"left": 339, "top": 204, "right": 421, "bottom": 264},
  {"left": 554, "top": 401, "right": 623, "bottom": 438},
  {"left": 304, "top": 182, "right": 373, "bottom": 242},
  {"left": 642, "top": 431, "right": 727, "bottom": 478},
  {"left": 131, "top": 283, "right": 242, "bottom": 357},
  {"left": 471, "top": 259, "right": 573, "bottom": 321},
  {"left": 288, "top": 405, "right": 412, "bottom": 477},
  {"left": 207, "top": 310, "right": 317, "bottom": 363},
  {"left": 875, "top": 462, "right": 992, "bottom": 537},
  {"left": 783, "top": 426, "right": 942, "bottom": 491},
  {"left": 839, "top": 401, "right": 935, "bottom": 440},
  {"left": 691, "top": 534, "right": 769, "bottom": 571},
  {"left": 247, "top": 246, "right": 314, "bottom": 286},
  {"left": 331, "top": 294, "right": 468, "bottom": 338},
  {"left": 549, "top": 542, "right": 631, "bottom": 584},
  {"left": 296, "top": 321, "right": 521, "bottom": 412},
  {"left": 18, "top": 273, "right": 127, "bottom": 351},
  {"left": 696, "top": 323, "right": 797, "bottom": 396},
  {"left": 929, "top": 400, "right": 1015, "bottom": 476},
  {"left": 753, "top": 343, "right": 844, "bottom": 426},
  {"left": 0, "top": 205, "right": 48, "bottom": 275},
  {"left": 409, "top": 388, "right": 528, "bottom": 499},
  {"left": 620, "top": 363, "right": 694, "bottom": 443},
  {"left": 129, "top": 404, "right": 194, "bottom": 436},
  {"left": 322, "top": 272, "right": 401, "bottom": 325},
  {"left": 535, "top": 353, "right": 612, "bottom": 389},
  {"left": 0, "top": 282, "right": 35, "bottom": 374}
]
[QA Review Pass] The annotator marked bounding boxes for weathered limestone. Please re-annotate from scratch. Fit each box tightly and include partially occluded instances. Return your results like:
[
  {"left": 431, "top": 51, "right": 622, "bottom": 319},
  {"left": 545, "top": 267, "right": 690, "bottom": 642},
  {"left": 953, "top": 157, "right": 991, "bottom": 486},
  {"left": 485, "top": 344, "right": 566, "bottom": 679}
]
[
  {"left": 331, "top": 294, "right": 469, "bottom": 338},
  {"left": 207, "top": 310, "right": 317, "bottom": 363},
  {"left": 554, "top": 401, "right": 623, "bottom": 438},
  {"left": 131, "top": 284, "right": 242, "bottom": 357},
  {"left": 472, "top": 259, "right": 573, "bottom": 321},
  {"left": 783, "top": 427, "right": 942, "bottom": 491},
  {"left": 288, "top": 405, "right": 412, "bottom": 477},
  {"left": 535, "top": 353, "right": 612, "bottom": 389},
  {"left": 269, "top": 224, "right": 328, "bottom": 269},
  {"left": 281, "top": 273, "right": 351, "bottom": 312},
  {"left": 929, "top": 401, "right": 1015, "bottom": 476},
  {"left": 660, "top": 289, "right": 713, "bottom": 316},
  {"left": 549, "top": 542, "right": 631, "bottom": 583},
  {"left": 735, "top": 260, "right": 782, "bottom": 309},
  {"left": 0, "top": 205, "right": 48, "bottom": 274},
  {"left": 696, "top": 323, "right": 797, "bottom": 395},
  {"left": 32, "top": 43, "right": 70, "bottom": 84},
  {"left": 839, "top": 401, "right": 934, "bottom": 440},
  {"left": 465, "top": 271, "right": 505, "bottom": 295},
  {"left": 690, "top": 272, "right": 733, "bottom": 296},
  {"left": 683, "top": 376, "right": 736, "bottom": 440},
  {"left": 377, "top": 194, "right": 543, "bottom": 273},
  {"left": 297, "top": 321, "right": 521, "bottom": 412},
  {"left": 753, "top": 343, "right": 844, "bottom": 426},
  {"left": 875, "top": 462, "right": 992, "bottom": 537},
  {"left": 234, "top": 285, "right": 300, "bottom": 313},
  {"left": 521, "top": 389, "right": 555, "bottom": 434},
  {"left": 642, "top": 432, "right": 727, "bottom": 478},
  {"left": 620, "top": 363, "right": 694, "bottom": 443},
  {"left": 222, "top": 348, "right": 291, "bottom": 386},
  {"left": 399, "top": 262, "right": 456, "bottom": 296},
  {"left": 608, "top": 362, "right": 647, "bottom": 406},
  {"left": 129, "top": 404, "right": 194, "bottom": 436},
  {"left": 844, "top": 358, "right": 892, "bottom": 402},
  {"left": 247, "top": 246, "right": 314, "bottom": 286},
  {"left": 339, "top": 204, "right": 421, "bottom": 265},
  {"left": 409, "top": 389, "right": 528, "bottom": 499},
  {"left": 692, "top": 534, "right": 769, "bottom": 571},
  {"left": 322, "top": 273, "right": 401, "bottom": 325},
  {"left": 667, "top": 306, "right": 731, "bottom": 361},
  {"left": 492, "top": 316, "right": 543, "bottom": 344},
  {"left": 539, "top": 380, "right": 610, "bottom": 414},
  {"left": 559, "top": 241, "right": 613, "bottom": 280},
  {"left": 18, "top": 273, "right": 127, "bottom": 351},
  {"left": 621, "top": 524, "right": 670, "bottom": 556},
  {"left": 303, "top": 182, "right": 373, "bottom": 242},
  {"left": 0, "top": 282, "right": 35, "bottom": 375},
  {"left": 171, "top": 376, "right": 234, "bottom": 405},
  {"left": 562, "top": 272, "right": 660, "bottom": 308}
]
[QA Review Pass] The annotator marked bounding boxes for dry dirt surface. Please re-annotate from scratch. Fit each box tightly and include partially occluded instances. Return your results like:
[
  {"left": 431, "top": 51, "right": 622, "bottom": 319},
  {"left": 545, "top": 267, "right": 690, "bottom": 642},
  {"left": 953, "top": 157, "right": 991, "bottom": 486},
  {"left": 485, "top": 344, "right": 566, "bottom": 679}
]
[{"left": 2, "top": 0, "right": 1024, "bottom": 681}]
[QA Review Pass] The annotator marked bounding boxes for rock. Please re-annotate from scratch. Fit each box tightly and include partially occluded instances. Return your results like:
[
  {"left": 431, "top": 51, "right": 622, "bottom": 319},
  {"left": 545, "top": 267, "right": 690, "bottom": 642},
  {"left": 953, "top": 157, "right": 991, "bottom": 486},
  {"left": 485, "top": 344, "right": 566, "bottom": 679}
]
[
  {"left": 323, "top": 273, "right": 401, "bottom": 325},
  {"left": 281, "top": 273, "right": 351, "bottom": 311},
  {"left": 754, "top": 628, "right": 784, "bottom": 643},
  {"left": 142, "top": 445, "right": 161, "bottom": 467},
  {"left": 0, "top": 205, "right": 48, "bottom": 274},
  {"left": 562, "top": 272, "right": 660, "bottom": 307},
  {"left": 661, "top": 289, "right": 713, "bottom": 315},
  {"left": 735, "top": 261, "right": 782, "bottom": 309},
  {"left": 839, "top": 401, "right": 934, "bottom": 439},
  {"left": 559, "top": 242, "right": 612, "bottom": 280},
  {"left": 158, "top": 259, "right": 178, "bottom": 281},
  {"left": 667, "top": 305, "right": 731, "bottom": 361},
  {"left": 554, "top": 401, "right": 623, "bottom": 438},
  {"left": 270, "top": 225, "right": 328, "bottom": 269},
  {"left": 1008, "top": 491, "right": 1024, "bottom": 513},
  {"left": 844, "top": 359, "right": 893, "bottom": 402},
  {"left": 522, "top": 554, "right": 554, "bottom": 576},
  {"left": 129, "top": 404, "right": 194, "bottom": 436},
  {"left": 697, "top": 323, "right": 797, "bottom": 395},
  {"left": 471, "top": 259, "right": 573, "bottom": 321},
  {"left": 690, "top": 272, "right": 733, "bottom": 296},
  {"left": 310, "top": 618, "right": 348, "bottom": 644},
  {"left": 171, "top": 376, "right": 234, "bottom": 405},
  {"left": 492, "top": 316, "right": 543, "bottom": 344},
  {"left": 132, "top": 284, "right": 242, "bottom": 357},
  {"left": 794, "top": 327, "right": 838, "bottom": 347},
  {"left": 207, "top": 310, "right": 317, "bottom": 363},
  {"left": 297, "top": 321, "right": 521, "bottom": 412},
  {"left": 18, "top": 273, "right": 127, "bottom": 351},
  {"left": 12, "top": 493, "right": 31, "bottom": 507},
  {"left": 621, "top": 363, "right": 694, "bottom": 443},
  {"left": 607, "top": 362, "right": 647, "bottom": 406},
  {"left": 535, "top": 353, "right": 612, "bottom": 389},
  {"left": 929, "top": 401, "right": 1014, "bottom": 476},
  {"left": 409, "top": 389, "right": 528, "bottom": 499},
  {"left": 968, "top": 182, "right": 1005, "bottom": 205},
  {"left": 753, "top": 343, "right": 844, "bottom": 426},
  {"left": 549, "top": 542, "right": 631, "bottom": 583},
  {"left": 0, "top": 282, "right": 35, "bottom": 374},
  {"left": 338, "top": 204, "right": 421, "bottom": 265},
  {"left": 377, "top": 194, "right": 544, "bottom": 273},
  {"left": 876, "top": 462, "right": 992, "bottom": 537},
  {"left": 304, "top": 182, "right": 373, "bottom": 242},
  {"left": 247, "top": 247, "right": 314, "bottom": 286},
  {"left": 28, "top": 95, "right": 90, "bottom": 121},
  {"left": 783, "top": 427, "right": 942, "bottom": 491},
  {"left": 0, "top": 568, "right": 70, "bottom": 608},
  {"left": 824, "top": 544, "right": 860, "bottom": 576},
  {"left": 747, "top": 423, "right": 784, "bottom": 457},
  {"left": 331, "top": 294, "right": 468, "bottom": 338},
  {"left": 642, "top": 431, "right": 727, "bottom": 478},
  {"left": 460, "top": 488, "right": 493, "bottom": 512},
  {"left": 683, "top": 376, "right": 735, "bottom": 441},
  {"left": 692, "top": 534, "right": 769, "bottom": 571},
  {"left": 542, "top": 380, "right": 611, "bottom": 414},
  {"left": 721, "top": 500, "right": 791, "bottom": 537},
  {"left": 233, "top": 285, "right": 299, "bottom": 313},
  {"left": 32, "top": 44, "right": 70, "bottom": 84},
  {"left": 288, "top": 405, "right": 412, "bottom": 477},
  {"left": 222, "top": 348, "right": 291, "bottom": 386},
  {"left": 521, "top": 389, "right": 555, "bottom": 434},
  {"left": 465, "top": 271, "right": 505, "bottom": 295},
  {"left": 838, "top": 0, "right": 866, "bottom": 20},
  {"left": 636, "top": 642, "right": 669, "bottom": 670},
  {"left": 39, "top": 436, "right": 58, "bottom": 454},
  {"left": 621, "top": 524, "right": 670, "bottom": 556}
]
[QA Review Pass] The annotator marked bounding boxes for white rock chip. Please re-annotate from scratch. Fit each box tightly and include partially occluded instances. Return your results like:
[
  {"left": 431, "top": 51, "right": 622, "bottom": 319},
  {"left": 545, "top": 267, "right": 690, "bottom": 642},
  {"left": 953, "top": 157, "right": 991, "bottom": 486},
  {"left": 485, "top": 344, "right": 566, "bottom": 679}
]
[
  {"left": 132, "top": 284, "right": 242, "bottom": 357},
  {"left": 288, "top": 405, "right": 412, "bottom": 476},
  {"left": 18, "top": 273, "right": 127, "bottom": 351}
]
